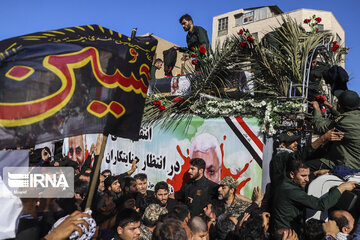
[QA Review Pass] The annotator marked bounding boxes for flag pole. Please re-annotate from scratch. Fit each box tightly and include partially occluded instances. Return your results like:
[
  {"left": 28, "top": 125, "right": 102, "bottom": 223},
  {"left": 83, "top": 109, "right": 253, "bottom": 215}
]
[{"left": 85, "top": 135, "right": 108, "bottom": 211}]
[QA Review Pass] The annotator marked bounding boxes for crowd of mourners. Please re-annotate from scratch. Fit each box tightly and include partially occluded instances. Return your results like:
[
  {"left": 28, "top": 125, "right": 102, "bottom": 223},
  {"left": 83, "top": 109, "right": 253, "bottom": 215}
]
[
  {"left": 1, "top": 9, "right": 359, "bottom": 240},
  {"left": 13, "top": 89, "right": 360, "bottom": 240},
  {"left": 7, "top": 14, "right": 360, "bottom": 238}
]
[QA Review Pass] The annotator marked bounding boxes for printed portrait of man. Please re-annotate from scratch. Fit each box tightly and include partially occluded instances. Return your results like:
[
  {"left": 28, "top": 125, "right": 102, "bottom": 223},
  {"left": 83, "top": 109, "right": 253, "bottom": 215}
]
[
  {"left": 68, "top": 135, "right": 85, "bottom": 169},
  {"left": 190, "top": 133, "right": 222, "bottom": 183},
  {"left": 171, "top": 76, "right": 190, "bottom": 96}
]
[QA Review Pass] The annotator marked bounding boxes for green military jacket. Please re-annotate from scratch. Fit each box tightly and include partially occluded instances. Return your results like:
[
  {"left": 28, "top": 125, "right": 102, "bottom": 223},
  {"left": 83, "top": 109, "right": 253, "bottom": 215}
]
[
  {"left": 313, "top": 109, "right": 360, "bottom": 169},
  {"left": 186, "top": 26, "right": 210, "bottom": 52},
  {"left": 270, "top": 147, "right": 315, "bottom": 188},
  {"left": 272, "top": 177, "right": 341, "bottom": 235}
]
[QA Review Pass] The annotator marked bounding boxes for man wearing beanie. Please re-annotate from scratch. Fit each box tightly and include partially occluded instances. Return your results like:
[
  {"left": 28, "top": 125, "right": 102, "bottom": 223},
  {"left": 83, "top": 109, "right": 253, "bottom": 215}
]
[{"left": 313, "top": 90, "right": 360, "bottom": 169}]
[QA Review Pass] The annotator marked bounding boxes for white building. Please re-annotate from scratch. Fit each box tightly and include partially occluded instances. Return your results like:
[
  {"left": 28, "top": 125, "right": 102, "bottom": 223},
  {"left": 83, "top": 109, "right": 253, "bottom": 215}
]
[{"left": 212, "top": 6, "right": 345, "bottom": 49}]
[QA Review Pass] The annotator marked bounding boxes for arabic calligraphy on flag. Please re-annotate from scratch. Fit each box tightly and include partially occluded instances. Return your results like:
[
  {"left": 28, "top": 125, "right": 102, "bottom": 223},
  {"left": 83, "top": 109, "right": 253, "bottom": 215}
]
[{"left": 0, "top": 25, "right": 157, "bottom": 148}]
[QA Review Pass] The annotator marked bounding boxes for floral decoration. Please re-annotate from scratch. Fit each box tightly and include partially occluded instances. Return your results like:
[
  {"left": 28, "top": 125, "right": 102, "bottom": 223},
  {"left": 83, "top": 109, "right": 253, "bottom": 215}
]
[
  {"left": 240, "top": 41, "right": 247, "bottom": 48},
  {"left": 144, "top": 16, "right": 349, "bottom": 136},
  {"left": 237, "top": 28, "right": 256, "bottom": 48},
  {"left": 149, "top": 96, "right": 303, "bottom": 135},
  {"left": 199, "top": 45, "right": 206, "bottom": 54},
  {"left": 332, "top": 41, "right": 340, "bottom": 52},
  {"left": 247, "top": 35, "right": 254, "bottom": 43},
  {"left": 303, "top": 14, "right": 322, "bottom": 33},
  {"left": 191, "top": 98, "right": 303, "bottom": 135}
]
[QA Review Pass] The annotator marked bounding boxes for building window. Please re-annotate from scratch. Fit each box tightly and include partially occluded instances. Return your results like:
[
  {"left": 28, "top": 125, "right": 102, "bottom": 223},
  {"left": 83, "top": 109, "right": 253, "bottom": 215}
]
[
  {"left": 235, "top": 14, "right": 242, "bottom": 26},
  {"left": 243, "top": 11, "right": 254, "bottom": 24},
  {"left": 218, "top": 17, "right": 228, "bottom": 36}
]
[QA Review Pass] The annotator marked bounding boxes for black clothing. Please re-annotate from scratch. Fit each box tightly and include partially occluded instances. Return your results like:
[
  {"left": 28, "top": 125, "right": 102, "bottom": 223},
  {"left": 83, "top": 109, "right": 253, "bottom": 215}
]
[
  {"left": 165, "top": 198, "right": 178, "bottom": 212},
  {"left": 163, "top": 47, "right": 177, "bottom": 77},
  {"left": 135, "top": 190, "right": 154, "bottom": 214},
  {"left": 174, "top": 175, "right": 218, "bottom": 216},
  {"left": 110, "top": 233, "right": 123, "bottom": 240},
  {"left": 16, "top": 217, "right": 41, "bottom": 240},
  {"left": 308, "top": 62, "right": 329, "bottom": 100},
  {"left": 323, "top": 65, "right": 349, "bottom": 93},
  {"left": 16, "top": 213, "right": 53, "bottom": 240},
  {"left": 81, "top": 154, "right": 97, "bottom": 173}
]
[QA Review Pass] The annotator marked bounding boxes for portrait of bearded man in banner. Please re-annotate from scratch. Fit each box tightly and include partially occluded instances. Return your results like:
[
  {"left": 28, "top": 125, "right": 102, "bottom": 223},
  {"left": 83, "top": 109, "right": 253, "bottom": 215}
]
[
  {"left": 68, "top": 135, "right": 85, "bottom": 169},
  {"left": 189, "top": 133, "right": 222, "bottom": 183}
]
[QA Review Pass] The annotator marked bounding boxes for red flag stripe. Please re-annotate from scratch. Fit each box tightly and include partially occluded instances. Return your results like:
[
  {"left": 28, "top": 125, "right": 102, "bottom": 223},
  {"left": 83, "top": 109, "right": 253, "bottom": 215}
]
[{"left": 234, "top": 116, "right": 263, "bottom": 152}]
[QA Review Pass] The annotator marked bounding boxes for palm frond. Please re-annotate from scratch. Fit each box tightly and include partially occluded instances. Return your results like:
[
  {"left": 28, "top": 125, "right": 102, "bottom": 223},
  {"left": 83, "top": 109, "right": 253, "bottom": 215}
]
[{"left": 142, "top": 15, "right": 347, "bottom": 131}]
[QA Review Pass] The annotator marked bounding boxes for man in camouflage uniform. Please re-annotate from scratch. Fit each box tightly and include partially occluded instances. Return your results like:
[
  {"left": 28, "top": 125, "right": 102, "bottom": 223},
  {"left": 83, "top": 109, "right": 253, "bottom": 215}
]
[
  {"left": 140, "top": 203, "right": 168, "bottom": 240},
  {"left": 139, "top": 223, "right": 152, "bottom": 240},
  {"left": 218, "top": 176, "right": 262, "bottom": 219}
]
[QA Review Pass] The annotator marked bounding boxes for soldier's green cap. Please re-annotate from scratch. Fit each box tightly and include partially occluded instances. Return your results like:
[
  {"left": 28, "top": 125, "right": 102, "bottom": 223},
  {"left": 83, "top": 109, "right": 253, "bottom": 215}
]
[
  {"left": 338, "top": 90, "right": 360, "bottom": 110},
  {"left": 219, "top": 175, "right": 238, "bottom": 188},
  {"left": 144, "top": 203, "right": 168, "bottom": 222},
  {"left": 279, "top": 131, "right": 300, "bottom": 143}
]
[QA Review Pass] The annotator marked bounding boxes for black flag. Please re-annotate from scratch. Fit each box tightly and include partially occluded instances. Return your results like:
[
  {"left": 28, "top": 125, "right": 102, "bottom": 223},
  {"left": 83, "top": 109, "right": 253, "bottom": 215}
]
[{"left": 0, "top": 25, "right": 157, "bottom": 148}]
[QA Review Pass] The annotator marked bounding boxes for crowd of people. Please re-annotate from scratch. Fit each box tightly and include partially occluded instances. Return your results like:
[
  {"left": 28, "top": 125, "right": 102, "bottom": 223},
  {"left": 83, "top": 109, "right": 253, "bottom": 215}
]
[
  {"left": 13, "top": 89, "right": 360, "bottom": 240},
  {"left": 5, "top": 12, "right": 360, "bottom": 240}
]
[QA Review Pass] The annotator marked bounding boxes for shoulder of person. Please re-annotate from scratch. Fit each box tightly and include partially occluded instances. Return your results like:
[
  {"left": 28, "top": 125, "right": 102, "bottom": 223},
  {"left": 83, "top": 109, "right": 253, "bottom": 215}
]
[
  {"left": 204, "top": 176, "right": 217, "bottom": 185},
  {"left": 342, "top": 110, "right": 360, "bottom": 118},
  {"left": 278, "top": 177, "right": 297, "bottom": 190},
  {"left": 194, "top": 25, "right": 206, "bottom": 31},
  {"left": 274, "top": 150, "right": 292, "bottom": 159}
]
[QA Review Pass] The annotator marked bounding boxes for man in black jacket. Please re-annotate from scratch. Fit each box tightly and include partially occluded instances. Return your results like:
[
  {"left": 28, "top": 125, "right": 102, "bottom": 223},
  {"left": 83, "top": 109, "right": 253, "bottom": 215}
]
[{"left": 174, "top": 158, "right": 218, "bottom": 217}]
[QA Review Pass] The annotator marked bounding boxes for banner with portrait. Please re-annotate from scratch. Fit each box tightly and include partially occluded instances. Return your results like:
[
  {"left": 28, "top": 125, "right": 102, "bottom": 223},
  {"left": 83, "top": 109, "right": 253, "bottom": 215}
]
[
  {"left": 62, "top": 134, "right": 103, "bottom": 169},
  {"left": 100, "top": 116, "right": 263, "bottom": 198}
]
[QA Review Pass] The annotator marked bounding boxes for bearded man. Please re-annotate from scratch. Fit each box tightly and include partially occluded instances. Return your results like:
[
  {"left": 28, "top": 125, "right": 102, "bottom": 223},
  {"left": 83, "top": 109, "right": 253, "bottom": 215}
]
[
  {"left": 218, "top": 176, "right": 262, "bottom": 219},
  {"left": 173, "top": 158, "right": 218, "bottom": 216}
]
